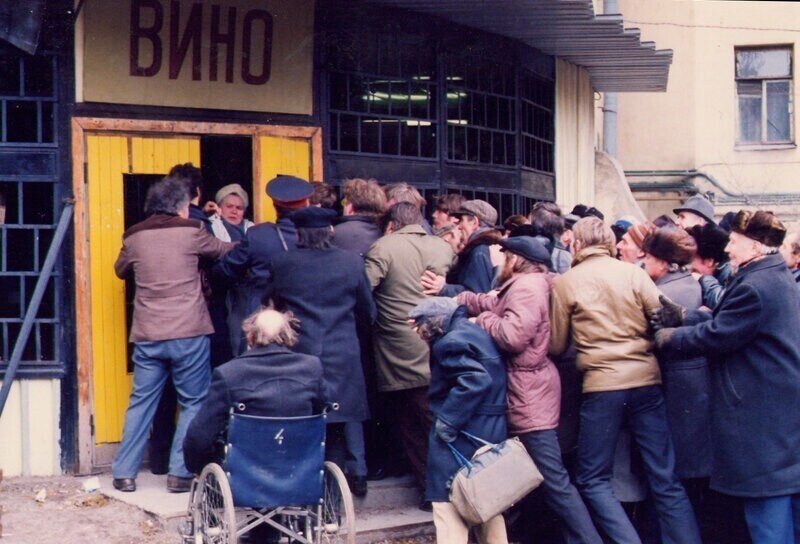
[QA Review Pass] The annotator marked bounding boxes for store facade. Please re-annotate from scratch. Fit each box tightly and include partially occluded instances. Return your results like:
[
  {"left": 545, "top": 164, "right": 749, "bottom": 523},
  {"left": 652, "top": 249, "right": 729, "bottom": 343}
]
[{"left": 0, "top": 0, "right": 670, "bottom": 475}]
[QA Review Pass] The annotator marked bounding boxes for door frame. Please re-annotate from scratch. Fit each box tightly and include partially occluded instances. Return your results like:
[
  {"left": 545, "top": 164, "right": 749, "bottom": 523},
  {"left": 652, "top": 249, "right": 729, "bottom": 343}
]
[{"left": 71, "top": 117, "right": 323, "bottom": 474}]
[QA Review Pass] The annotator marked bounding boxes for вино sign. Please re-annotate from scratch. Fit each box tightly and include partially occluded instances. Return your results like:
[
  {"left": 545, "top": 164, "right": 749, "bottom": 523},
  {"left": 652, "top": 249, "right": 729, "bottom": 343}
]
[{"left": 129, "top": 0, "right": 273, "bottom": 85}]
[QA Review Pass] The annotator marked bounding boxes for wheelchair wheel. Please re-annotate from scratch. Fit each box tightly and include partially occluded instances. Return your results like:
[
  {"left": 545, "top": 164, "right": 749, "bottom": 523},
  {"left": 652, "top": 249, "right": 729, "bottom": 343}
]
[
  {"left": 193, "top": 463, "right": 238, "bottom": 544},
  {"left": 318, "top": 461, "right": 356, "bottom": 544}
]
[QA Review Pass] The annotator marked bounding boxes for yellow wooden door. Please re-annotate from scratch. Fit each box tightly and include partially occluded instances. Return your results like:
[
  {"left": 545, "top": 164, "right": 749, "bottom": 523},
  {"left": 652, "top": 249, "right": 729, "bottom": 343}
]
[
  {"left": 256, "top": 136, "right": 312, "bottom": 223},
  {"left": 86, "top": 134, "right": 200, "bottom": 445}
]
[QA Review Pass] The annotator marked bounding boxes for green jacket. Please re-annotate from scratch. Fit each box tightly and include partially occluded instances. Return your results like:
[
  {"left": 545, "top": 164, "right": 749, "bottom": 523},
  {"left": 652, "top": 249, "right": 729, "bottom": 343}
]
[{"left": 364, "top": 225, "right": 454, "bottom": 391}]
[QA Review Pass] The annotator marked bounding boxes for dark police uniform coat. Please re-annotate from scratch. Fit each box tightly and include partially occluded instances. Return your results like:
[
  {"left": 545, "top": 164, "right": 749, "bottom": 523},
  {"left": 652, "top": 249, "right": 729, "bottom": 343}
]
[
  {"left": 668, "top": 254, "right": 800, "bottom": 497},
  {"left": 265, "top": 248, "right": 376, "bottom": 423},
  {"left": 655, "top": 270, "right": 711, "bottom": 479},
  {"left": 183, "top": 344, "right": 326, "bottom": 474},
  {"left": 214, "top": 217, "right": 297, "bottom": 352},
  {"left": 425, "top": 306, "right": 508, "bottom": 502}
]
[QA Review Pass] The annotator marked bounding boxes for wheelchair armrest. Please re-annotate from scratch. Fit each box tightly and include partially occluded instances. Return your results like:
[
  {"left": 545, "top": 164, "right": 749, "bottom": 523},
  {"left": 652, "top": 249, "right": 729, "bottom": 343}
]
[{"left": 324, "top": 402, "right": 340, "bottom": 414}]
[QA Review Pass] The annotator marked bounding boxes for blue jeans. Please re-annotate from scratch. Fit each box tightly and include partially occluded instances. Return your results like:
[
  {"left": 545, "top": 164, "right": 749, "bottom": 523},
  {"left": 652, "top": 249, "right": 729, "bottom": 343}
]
[
  {"left": 518, "top": 429, "right": 602, "bottom": 544},
  {"left": 112, "top": 336, "right": 211, "bottom": 480},
  {"left": 743, "top": 494, "right": 800, "bottom": 544},
  {"left": 326, "top": 422, "right": 367, "bottom": 477},
  {"left": 575, "top": 385, "right": 701, "bottom": 544}
]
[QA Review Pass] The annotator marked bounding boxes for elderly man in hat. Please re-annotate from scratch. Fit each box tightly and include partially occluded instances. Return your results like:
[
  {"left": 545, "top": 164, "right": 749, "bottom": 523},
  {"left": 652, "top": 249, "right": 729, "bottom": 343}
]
[
  {"left": 421, "top": 199, "right": 501, "bottom": 297},
  {"left": 616, "top": 223, "right": 650, "bottom": 265},
  {"left": 655, "top": 210, "right": 800, "bottom": 544},
  {"left": 215, "top": 175, "right": 313, "bottom": 354},
  {"left": 685, "top": 223, "right": 732, "bottom": 309},
  {"left": 263, "top": 206, "right": 375, "bottom": 496},
  {"left": 674, "top": 195, "right": 715, "bottom": 229}
]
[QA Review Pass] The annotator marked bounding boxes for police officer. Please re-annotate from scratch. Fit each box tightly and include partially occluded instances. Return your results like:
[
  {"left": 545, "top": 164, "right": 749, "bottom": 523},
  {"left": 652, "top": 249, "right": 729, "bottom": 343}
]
[{"left": 215, "top": 175, "right": 314, "bottom": 354}]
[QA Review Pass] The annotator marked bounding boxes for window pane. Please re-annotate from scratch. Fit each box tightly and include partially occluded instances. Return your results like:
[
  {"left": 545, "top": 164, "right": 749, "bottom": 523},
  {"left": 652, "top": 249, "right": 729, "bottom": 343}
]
[
  {"left": 766, "top": 80, "right": 791, "bottom": 142},
  {"left": 736, "top": 48, "right": 791, "bottom": 79},
  {"left": 738, "top": 95, "right": 762, "bottom": 143}
]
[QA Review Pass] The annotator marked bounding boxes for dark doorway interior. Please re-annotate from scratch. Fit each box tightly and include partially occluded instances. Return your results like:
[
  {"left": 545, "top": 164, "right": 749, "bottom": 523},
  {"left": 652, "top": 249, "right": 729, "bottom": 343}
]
[{"left": 200, "top": 136, "right": 254, "bottom": 221}]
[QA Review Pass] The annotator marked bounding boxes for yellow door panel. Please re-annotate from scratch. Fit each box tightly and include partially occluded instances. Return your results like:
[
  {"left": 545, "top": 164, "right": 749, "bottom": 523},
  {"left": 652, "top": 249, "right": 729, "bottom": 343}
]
[
  {"left": 257, "top": 136, "right": 312, "bottom": 223},
  {"left": 87, "top": 134, "right": 200, "bottom": 445}
]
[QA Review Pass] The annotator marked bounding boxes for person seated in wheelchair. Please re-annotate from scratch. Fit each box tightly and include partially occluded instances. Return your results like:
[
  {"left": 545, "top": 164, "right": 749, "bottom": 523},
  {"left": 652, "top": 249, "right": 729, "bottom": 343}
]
[
  {"left": 408, "top": 297, "right": 509, "bottom": 544},
  {"left": 184, "top": 307, "right": 327, "bottom": 474}
]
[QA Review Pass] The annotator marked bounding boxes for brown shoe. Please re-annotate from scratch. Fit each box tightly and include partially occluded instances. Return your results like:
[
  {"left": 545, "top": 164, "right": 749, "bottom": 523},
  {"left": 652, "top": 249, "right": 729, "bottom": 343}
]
[{"left": 166, "top": 475, "right": 193, "bottom": 493}]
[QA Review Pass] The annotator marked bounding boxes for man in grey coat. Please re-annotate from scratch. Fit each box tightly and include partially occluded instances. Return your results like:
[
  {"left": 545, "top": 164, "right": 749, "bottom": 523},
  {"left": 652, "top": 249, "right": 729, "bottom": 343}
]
[{"left": 111, "top": 177, "right": 233, "bottom": 493}]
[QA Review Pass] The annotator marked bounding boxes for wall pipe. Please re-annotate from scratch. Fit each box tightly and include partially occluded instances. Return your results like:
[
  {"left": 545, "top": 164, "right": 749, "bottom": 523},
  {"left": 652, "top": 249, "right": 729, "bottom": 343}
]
[
  {"left": 0, "top": 201, "right": 73, "bottom": 417},
  {"left": 602, "top": 0, "right": 618, "bottom": 157}
]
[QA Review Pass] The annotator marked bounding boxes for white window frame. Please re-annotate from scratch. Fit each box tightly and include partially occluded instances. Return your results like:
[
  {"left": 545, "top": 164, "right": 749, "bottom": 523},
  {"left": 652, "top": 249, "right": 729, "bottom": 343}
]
[{"left": 734, "top": 46, "right": 794, "bottom": 149}]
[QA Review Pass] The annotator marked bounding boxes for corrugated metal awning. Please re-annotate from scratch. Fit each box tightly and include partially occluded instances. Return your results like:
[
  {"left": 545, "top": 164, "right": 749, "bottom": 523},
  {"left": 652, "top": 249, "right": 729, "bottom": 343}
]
[{"left": 367, "top": 0, "right": 672, "bottom": 92}]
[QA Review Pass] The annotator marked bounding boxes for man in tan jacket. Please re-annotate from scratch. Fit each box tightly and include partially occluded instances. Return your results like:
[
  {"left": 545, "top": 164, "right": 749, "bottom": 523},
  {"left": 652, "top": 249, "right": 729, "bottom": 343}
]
[
  {"left": 111, "top": 177, "right": 233, "bottom": 494},
  {"left": 549, "top": 217, "right": 700, "bottom": 544},
  {"left": 364, "top": 202, "right": 453, "bottom": 498}
]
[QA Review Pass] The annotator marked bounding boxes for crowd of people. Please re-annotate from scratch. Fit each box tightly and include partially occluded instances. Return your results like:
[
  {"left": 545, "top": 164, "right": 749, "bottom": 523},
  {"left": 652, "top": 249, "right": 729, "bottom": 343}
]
[{"left": 108, "top": 163, "right": 800, "bottom": 544}]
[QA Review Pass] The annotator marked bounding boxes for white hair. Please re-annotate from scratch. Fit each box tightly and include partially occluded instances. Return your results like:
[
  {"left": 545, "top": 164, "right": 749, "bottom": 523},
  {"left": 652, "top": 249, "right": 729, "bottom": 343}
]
[{"left": 242, "top": 308, "right": 299, "bottom": 347}]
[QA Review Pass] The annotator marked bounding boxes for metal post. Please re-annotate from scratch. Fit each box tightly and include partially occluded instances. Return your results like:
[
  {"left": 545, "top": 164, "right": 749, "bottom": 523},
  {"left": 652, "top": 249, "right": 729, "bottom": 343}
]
[
  {"left": 602, "top": 0, "right": 618, "bottom": 157},
  {"left": 0, "top": 201, "right": 73, "bottom": 417}
]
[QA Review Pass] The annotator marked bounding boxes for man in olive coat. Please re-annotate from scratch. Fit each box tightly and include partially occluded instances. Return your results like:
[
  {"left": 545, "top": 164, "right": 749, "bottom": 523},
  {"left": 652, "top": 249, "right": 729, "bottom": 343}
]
[
  {"left": 656, "top": 210, "right": 800, "bottom": 544},
  {"left": 364, "top": 202, "right": 453, "bottom": 493}
]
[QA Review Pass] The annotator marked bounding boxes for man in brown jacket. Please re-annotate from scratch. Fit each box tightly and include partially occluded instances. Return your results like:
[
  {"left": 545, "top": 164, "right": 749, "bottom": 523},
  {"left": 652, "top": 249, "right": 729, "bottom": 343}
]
[
  {"left": 111, "top": 177, "right": 233, "bottom": 494},
  {"left": 364, "top": 202, "right": 453, "bottom": 499},
  {"left": 549, "top": 217, "right": 700, "bottom": 544}
]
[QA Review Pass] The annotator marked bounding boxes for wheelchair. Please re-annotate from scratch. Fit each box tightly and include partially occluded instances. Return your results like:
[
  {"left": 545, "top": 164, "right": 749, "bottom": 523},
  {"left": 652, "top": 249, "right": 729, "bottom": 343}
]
[{"left": 183, "top": 408, "right": 356, "bottom": 544}]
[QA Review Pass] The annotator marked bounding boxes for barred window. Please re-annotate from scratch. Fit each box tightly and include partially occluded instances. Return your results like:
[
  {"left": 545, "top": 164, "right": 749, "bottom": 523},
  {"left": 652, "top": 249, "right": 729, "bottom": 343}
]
[
  {"left": 520, "top": 70, "right": 555, "bottom": 173},
  {"left": 327, "top": 30, "right": 438, "bottom": 158},
  {"left": 446, "top": 56, "right": 516, "bottom": 167},
  {"left": 0, "top": 48, "right": 61, "bottom": 371}
]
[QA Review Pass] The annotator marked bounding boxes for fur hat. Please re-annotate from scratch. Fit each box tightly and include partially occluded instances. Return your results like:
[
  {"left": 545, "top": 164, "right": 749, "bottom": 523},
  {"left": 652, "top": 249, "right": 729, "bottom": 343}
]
[
  {"left": 686, "top": 224, "right": 729, "bottom": 263},
  {"left": 642, "top": 226, "right": 697, "bottom": 266},
  {"left": 731, "top": 210, "right": 786, "bottom": 247}
]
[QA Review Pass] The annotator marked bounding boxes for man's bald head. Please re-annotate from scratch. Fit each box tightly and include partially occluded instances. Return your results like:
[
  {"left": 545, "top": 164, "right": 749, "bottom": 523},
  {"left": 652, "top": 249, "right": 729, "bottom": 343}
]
[{"left": 242, "top": 308, "right": 299, "bottom": 348}]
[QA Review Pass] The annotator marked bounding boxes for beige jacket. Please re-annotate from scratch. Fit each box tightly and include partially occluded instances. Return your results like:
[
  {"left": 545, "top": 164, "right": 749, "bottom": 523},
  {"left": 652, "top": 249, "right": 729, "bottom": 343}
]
[
  {"left": 549, "top": 246, "right": 662, "bottom": 393},
  {"left": 364, "top": 224, "right": 454, "bottom": 392},
  {"left": 115, "top": 214, "right": 234, "bottom": 343}
]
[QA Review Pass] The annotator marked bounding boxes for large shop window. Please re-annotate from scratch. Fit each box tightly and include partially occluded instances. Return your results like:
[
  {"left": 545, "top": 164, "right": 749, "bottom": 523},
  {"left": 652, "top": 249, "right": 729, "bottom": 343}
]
[
  {"left": 328, "top": 31, "right": 438, "bottom": 158},
  {"left": 0, "top": 48, "right": 62, "bottom": 376},
  {"left": 735, "top": 46, "right": 794, "bottom": 146}
]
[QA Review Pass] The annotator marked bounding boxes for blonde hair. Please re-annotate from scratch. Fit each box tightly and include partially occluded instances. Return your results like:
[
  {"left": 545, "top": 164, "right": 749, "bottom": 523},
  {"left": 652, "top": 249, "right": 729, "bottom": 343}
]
[
  {"left": 242, "top": 308, "right": 299, "bottom": 348},
  {"left": 383, "top": 182, "right": 425, "bottom": 209},
  {"left": 572, "top": 216, "right": 617, "bottom": 257}
]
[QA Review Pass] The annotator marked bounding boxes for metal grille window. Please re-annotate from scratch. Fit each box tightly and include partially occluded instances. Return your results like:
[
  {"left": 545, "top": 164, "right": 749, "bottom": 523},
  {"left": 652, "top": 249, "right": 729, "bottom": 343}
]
[
  {"left": 0, "top": 49, "right": 61, "bottom": 373},
  {"left": 0, "top": 54, "right": 57, "bottom": 144},
  {"left": 327, "top": 30, "right": 438, "bottom": 158},
  {"left": 520, "top": 70, "right": 555, "bottom": 173},
  {"left": 446, "top": 56, "right": 516, "bottom": 167},
  {"left": 735, "top": 47, "right": 793, "bottom": 145}
]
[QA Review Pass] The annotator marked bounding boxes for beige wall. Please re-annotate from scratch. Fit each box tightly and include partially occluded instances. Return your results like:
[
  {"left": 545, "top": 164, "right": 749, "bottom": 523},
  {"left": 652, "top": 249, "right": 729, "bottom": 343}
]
[
  {"left": 556, "top": 59, "right": 596, "bottom": 210},
  {"left": 0, "top": 379, "right": 61, "bottom": 476},
  {"left": 612, "top": 1, "right": 800, "bottom": 206}
]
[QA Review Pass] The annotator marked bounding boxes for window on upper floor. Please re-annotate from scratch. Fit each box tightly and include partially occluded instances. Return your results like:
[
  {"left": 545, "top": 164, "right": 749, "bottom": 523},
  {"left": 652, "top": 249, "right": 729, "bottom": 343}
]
[{"left": 735, "top": 46, "right": 793, "bottom": 146}]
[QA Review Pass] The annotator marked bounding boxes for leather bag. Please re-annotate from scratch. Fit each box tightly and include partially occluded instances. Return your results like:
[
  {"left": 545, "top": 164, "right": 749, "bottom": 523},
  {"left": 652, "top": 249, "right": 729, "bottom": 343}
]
[{"left": 447, "top": 432, "right": 543, "bottom": 526}]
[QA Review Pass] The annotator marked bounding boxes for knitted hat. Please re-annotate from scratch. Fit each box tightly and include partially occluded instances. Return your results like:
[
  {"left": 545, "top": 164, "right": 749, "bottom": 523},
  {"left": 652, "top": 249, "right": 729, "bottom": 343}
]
[
  {"left": 642, "top": 227, "right": 697, "bottom": 266},
  {"left": 731, "top": 210, "right": 786, "bottom": 247},
  {"left": 626, "top": 223, "right": 651, "bottom": 250},
  {"left": 215, "top": 183, "right": 249, "bottom": 209}
]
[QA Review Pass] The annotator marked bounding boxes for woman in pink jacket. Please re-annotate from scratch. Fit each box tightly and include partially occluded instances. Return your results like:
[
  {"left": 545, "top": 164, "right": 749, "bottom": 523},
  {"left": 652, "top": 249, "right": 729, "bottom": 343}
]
[{"left": 457, "top": 236, "right": 601, "bottom": 544}]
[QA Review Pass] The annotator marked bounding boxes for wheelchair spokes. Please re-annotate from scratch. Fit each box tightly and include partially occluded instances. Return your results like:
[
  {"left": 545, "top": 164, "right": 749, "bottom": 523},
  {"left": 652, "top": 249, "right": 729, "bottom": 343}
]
[
  {"left": 193, "top": 464, "right": 237, "bottom": 544},
  {"left": 317, "top": 461, "right": 355, "bottom": 544}
]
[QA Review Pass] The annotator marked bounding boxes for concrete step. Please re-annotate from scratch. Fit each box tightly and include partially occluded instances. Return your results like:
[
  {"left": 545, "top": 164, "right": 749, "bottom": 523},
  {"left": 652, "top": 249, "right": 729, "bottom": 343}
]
[{"left": 97, "top": 472, "right": 434, "bottom": 542}]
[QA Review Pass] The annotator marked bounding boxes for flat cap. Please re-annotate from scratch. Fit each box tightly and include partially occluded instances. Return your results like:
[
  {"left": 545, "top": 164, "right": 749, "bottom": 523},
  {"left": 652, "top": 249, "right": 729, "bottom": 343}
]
[
  {"left": 266, "top": 175, "right": 314, "bottom": 208},
  {"left": 499, "top": 236, "right": 551, "bottom": 266},
  {"left": 292, "top": 206, "right": 337, "bottom": 229},
  {"left": 673, "top": 195, "right": 715, "bottom": 225},
  {"left": 452, "top": 200, "right": 498, "bottom": 227}
]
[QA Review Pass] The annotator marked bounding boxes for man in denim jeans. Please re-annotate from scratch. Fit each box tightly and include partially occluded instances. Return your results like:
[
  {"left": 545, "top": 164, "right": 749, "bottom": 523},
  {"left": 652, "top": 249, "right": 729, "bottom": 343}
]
[
  {"left": 549, "top": 217, "right": 700, "bottom": 544},
  {"left": 111, "top": 177, "right": 233, "bottom": 493}
]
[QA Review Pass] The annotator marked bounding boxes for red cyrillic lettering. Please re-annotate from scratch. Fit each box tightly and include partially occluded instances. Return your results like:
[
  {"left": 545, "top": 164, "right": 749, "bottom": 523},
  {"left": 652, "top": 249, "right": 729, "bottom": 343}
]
[
  {"left": 209, "top": 5, "right": 236, "bottom": 83},
  {"left": 168, "top": 1, "right": 203, "bottom": 80},
  {"left": 129, "top": 0, "right": 163, "bottom": 77},
  {"left": 241, "top": 9, "right": 272, "bottom": 85}
]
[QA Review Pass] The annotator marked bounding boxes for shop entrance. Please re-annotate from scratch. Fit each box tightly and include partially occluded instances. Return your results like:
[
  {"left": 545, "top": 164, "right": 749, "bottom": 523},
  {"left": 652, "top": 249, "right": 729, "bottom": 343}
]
[{"left": 73, "top": 119, "right": 322, "bottom": 471}]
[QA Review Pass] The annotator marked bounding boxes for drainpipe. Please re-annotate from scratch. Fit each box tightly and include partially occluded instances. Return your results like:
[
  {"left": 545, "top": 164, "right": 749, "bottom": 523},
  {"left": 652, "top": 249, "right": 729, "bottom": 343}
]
[{"left": 602, "top": 0, "right": 618, "bottom": 157}]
